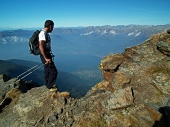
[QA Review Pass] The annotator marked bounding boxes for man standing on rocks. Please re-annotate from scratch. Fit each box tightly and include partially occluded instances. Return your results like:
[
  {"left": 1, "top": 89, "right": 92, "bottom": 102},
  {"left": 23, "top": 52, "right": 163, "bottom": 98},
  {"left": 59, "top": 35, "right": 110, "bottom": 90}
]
[{"left": 39, "top": 20, "right": 58, "bottom": 92}]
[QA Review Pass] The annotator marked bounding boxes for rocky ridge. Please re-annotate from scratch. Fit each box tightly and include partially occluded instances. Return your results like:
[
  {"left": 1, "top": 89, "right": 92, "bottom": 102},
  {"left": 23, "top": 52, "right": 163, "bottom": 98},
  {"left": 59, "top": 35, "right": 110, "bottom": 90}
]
[{"left": 1, "top": 30, "right": 170, "bottom": 127}]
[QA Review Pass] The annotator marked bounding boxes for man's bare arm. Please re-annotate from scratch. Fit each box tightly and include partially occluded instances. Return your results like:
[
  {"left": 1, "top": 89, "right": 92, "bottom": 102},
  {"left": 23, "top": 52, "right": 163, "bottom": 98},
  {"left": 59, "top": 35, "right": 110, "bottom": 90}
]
[{"left": 39, "top": 40, "right": 51, "bottom": 63}]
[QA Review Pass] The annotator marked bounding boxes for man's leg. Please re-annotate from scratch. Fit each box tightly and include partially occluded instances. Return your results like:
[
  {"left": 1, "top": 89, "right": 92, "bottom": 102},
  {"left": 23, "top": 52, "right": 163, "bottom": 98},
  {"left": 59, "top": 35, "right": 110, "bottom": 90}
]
[
  {"left": 40, "top": 55, "right": 50, "bottom": 88},
  {"left": 46, "top": 61, "right": 58, "bottom": 89},
  {"left": 44, "top": 64, "right": 50, "bottom": 88}
]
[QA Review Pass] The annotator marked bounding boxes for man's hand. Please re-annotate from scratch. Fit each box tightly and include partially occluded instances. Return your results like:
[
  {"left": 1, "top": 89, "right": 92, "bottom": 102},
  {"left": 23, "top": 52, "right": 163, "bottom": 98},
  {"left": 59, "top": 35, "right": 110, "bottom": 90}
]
[{"left": 45, "top": 58, "right": 51, "bottom": 64}]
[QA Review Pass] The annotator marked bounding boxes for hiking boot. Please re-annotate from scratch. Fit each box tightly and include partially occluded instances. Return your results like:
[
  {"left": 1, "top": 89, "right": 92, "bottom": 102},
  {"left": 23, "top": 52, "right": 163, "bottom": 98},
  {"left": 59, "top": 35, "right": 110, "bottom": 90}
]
[{"left": 49, "top": 85, "right": 57, "bottom": 92}]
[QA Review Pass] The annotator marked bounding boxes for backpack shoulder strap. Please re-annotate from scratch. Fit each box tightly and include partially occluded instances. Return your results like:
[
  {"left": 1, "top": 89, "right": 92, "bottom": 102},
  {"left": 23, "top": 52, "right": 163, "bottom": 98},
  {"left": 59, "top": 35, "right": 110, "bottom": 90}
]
[{"left": 43, "top": 31, "right": 54, "bottom": 57}]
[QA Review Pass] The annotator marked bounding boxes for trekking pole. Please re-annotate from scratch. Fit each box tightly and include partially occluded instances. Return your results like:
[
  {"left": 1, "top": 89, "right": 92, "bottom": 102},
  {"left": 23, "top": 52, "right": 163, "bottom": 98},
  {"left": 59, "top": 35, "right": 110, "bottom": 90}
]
[
  {"left": 16, "top": 63, "right": 42, "bottom": 79},
  {"left": 14, "top": 63, "right": 44, "bottom": 83},
  {"left": 18, "top": 64, "right": 44, "bottom": 80}
]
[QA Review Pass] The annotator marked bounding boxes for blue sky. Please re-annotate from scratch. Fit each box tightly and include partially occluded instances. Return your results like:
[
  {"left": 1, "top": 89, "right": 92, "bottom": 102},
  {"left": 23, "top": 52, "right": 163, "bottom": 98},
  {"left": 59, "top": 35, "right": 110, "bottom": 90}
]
[{"left": 0, "top": 0, "right": 170, "bottom": 28}]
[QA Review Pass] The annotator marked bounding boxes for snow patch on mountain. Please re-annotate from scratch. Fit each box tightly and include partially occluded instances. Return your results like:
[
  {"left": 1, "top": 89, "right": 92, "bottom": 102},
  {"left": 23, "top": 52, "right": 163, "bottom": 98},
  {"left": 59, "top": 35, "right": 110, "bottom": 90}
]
[
  {"left": 109, "top": 30, "right": 117, "bottom": 35},
  {"left": 127, "top": 31, "right": 141, "bottom": 37},
  {"left": 128, "top": 32, "right": 134, "bottom": 36},
  {"left": 81, "top": 31, "right": 94, "bottom": 36},
  {"left": 101, "top": 30, "right": 108, "bottom": 35},
  {"left": 81, "top": 29, "right": 117, "bottom": 36},
  {"left": 135, "top": 32, "right": 141, "bottom": 37}
]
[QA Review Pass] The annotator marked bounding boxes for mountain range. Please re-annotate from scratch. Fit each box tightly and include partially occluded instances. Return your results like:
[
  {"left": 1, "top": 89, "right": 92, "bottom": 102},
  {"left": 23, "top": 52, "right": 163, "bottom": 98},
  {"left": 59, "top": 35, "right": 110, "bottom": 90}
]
[
  {"left": 1, "top": 25, "right": 170, "bottom": 59},
  {"left": 0, "top": 24, "right": 170, "bottom": 98},
  {"left": 1, "top": 29, "right": 170, "bottom": 126}
]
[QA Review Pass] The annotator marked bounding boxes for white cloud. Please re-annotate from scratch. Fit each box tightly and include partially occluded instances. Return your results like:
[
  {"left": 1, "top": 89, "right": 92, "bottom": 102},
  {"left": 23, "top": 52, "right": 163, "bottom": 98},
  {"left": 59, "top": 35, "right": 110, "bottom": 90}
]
[
  {"left": 11, "top": 36, "right": 18, "bottom": 42},
  {"left": 2, "top": 38, "right": 7, "bottom": 44},
  {"left": 1, "top": 36, "right": 28, "bottom": 44}
]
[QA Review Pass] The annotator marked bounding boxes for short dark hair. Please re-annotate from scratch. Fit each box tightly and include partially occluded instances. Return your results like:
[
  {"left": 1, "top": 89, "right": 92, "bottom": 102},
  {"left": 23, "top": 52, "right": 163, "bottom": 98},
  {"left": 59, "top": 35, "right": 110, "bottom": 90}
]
[{"left": 44, "top": 20, "right": 54, "bottom": 28}]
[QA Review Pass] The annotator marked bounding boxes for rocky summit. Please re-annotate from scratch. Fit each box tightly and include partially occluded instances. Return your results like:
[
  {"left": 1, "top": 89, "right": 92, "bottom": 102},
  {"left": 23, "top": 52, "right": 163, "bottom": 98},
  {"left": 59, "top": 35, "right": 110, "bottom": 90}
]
[{"left": 1, "top": 30, "right": 170, "bottom": 127}]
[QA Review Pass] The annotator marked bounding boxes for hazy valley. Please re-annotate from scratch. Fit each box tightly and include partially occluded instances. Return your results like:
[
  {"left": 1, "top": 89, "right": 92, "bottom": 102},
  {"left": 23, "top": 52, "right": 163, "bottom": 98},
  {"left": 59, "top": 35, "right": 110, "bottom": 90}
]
[{"left": 0, "top": 24, "right": 169, "bottom": 97}]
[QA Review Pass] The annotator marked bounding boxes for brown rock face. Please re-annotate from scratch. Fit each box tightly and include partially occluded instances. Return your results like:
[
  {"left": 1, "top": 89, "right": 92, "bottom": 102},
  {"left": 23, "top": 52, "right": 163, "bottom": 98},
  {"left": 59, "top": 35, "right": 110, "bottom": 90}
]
[
  {"left": 98, "top": 31, "right": 170, "bottom": 126},
  {"left": 1, "top": 31, "right": 170, "bottom": 126}
]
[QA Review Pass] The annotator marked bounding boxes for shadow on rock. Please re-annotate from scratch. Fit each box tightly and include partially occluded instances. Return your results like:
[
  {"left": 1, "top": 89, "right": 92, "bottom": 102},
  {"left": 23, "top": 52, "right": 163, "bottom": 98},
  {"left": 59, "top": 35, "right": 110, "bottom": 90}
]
[
  {"left": 2, "top": 74, "right": 11, "bottom": 82},
  {"left": 15, "top": 80, "right": 40, "bottom": 93},
  {"left": 153, "top": 106, "right": 170, "bottom": 127},
  {"left": 0, "top": 98, "right": 12, "bottom": 113}
]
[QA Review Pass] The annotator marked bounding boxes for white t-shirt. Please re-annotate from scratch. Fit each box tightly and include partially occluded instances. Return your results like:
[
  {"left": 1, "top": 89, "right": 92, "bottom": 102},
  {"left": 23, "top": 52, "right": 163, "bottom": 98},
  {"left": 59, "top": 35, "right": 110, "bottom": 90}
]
[{"left": 39, "top": 30, "right": 51, "bottom": 51}]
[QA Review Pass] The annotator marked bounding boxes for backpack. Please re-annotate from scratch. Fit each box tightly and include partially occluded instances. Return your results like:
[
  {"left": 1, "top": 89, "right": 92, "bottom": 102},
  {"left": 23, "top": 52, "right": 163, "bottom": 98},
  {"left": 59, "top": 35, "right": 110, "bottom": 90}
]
[
  {"left": 28, "top": 30, "right": 41, "bottom": 55},
  {"left": 28, "top": 30, "right": 48, "bottom": 55}
]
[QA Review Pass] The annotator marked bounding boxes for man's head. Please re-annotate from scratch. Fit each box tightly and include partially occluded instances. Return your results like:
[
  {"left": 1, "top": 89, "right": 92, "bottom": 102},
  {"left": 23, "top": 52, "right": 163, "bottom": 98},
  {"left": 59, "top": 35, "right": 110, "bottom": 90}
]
[{"left": 44, "top": 20, "right": 54, "bottom": 33}]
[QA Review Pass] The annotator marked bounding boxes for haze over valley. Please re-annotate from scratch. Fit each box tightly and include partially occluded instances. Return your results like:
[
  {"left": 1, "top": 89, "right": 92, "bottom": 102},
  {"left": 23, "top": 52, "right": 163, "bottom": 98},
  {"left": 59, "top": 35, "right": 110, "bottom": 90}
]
[{"left": 0, "top": 24, "right": 169, "bottom": 97}]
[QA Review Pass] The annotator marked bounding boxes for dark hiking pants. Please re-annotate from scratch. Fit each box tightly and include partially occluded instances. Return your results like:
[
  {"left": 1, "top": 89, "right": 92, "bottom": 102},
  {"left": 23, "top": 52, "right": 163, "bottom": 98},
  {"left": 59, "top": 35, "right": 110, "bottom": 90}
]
[{"left": 40, "top": 54, "right": 58, "bottom": 89}]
